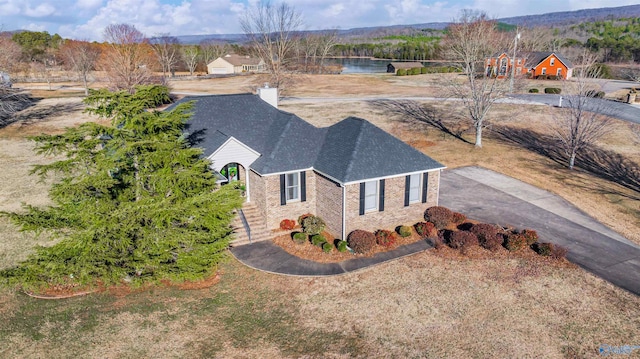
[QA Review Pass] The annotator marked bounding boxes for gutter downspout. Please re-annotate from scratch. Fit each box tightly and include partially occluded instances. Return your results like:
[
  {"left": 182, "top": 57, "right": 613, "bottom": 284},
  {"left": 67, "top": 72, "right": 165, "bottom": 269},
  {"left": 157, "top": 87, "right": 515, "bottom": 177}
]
[
  {"left": 341, "top": 183, "right": 347, "bottom": 240},
  {"left": 436, "top": 169, "right": 441, "bottom": 205}
]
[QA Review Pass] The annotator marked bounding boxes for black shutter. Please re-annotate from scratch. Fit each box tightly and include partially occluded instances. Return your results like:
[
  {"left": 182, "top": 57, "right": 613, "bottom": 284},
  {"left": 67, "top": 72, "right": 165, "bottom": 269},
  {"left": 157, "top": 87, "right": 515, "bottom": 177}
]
[
  {"left": 300, "top": 171, "right": 306, "bottom": 202},
  {"left": 404, "top": 175, "right": 411, "bottom": 207},
  {"left": 379, "top": 179, "right": 385, "bottom": 212},
  {"left": 422, "top": 172, "right": 429, "bottom": 203},
  {"left": 280, "top": 174, "right": 286, "bottom": 205},
  {"left": 359, "top": 182, "right": 365, "bottom": 216}
]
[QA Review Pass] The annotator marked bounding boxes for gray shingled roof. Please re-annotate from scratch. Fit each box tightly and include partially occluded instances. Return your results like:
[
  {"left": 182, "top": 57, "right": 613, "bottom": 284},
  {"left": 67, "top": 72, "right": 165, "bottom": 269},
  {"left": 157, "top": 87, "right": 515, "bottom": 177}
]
[
  {"left": 389, "top": 62, "right": 424, "bottom": 69},
  {"left": 172, "top": 94, "right": 444, "bottom": 183}
]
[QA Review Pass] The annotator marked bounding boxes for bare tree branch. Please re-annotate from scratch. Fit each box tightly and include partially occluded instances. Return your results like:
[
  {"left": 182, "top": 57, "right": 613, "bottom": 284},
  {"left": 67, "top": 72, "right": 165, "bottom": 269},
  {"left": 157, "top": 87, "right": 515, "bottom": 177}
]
[
  {"left": 181, "top": 45, "right": 200, "bottom": 76},
  {"left": 100, "top": 24, "right": 154, "bottom": 92},
  {"left": 60, "top": 40, "right": 100, "bottom": 96},
  {"left": 149, "top": 34, "right": 181, "bottom": 78}
]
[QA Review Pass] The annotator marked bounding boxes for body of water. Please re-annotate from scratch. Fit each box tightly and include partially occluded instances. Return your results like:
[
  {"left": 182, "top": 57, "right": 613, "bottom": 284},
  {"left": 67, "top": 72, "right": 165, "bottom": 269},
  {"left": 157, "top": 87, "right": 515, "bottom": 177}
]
[{"left": 324, "top": 58, "right": 449, "bottom": 74}]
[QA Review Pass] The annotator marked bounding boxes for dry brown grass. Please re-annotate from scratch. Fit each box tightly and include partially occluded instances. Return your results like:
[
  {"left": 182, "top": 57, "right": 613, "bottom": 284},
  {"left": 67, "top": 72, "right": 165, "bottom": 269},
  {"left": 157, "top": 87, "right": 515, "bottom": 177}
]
[{"left": 1, "top": 76, "right": 639, "bottom": 358}]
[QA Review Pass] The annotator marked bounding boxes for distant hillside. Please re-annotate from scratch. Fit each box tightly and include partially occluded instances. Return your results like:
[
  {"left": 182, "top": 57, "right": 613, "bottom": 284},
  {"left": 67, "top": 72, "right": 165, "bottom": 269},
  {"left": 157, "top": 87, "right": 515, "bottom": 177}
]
[{"left": 176, "top": 4, "right": 640, "bottom": 44}]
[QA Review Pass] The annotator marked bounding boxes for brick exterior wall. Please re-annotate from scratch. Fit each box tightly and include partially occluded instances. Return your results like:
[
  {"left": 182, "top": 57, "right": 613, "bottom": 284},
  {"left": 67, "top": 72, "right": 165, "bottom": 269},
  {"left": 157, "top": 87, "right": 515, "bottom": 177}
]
[
  {"left": 344, "top": 170, "right": 441, "bottom": 237},
  {"left": 249, "top": 169, "right": 266, "bottom": 220},
  {"left": 249, "top": 169, "right": 441, "bottom": 240},
  {"left": 263, "top": 170, "right": 316, "bottom": 230},
  {"left": 315, "top": 173, "right": 343, "bottom": 238}
]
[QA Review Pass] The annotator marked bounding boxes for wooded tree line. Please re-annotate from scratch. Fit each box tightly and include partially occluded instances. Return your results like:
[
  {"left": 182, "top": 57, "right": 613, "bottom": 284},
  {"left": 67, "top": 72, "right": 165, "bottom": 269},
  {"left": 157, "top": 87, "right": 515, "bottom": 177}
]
[{"left": 575, "top": 18, "right": 640, "bottom": 62}]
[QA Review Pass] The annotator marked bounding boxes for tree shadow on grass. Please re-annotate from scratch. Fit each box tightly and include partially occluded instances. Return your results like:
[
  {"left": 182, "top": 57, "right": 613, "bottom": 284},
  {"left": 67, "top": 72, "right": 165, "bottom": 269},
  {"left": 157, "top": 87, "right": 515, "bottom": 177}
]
[
  {"left": 369, "top": 99, "right": 472, "bottom": 144},
  {"left": 495, "top": 125, "right": 640, "bottom": 201},
  {"left": 3, "top": 100, "right": 83, "bottom": 129}
]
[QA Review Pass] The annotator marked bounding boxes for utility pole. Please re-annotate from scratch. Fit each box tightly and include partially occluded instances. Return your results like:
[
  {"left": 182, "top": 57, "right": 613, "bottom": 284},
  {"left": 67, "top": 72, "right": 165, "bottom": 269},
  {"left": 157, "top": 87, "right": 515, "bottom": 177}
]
[{"left": 509, "top": 32, "right": 521, "bottom": 93}]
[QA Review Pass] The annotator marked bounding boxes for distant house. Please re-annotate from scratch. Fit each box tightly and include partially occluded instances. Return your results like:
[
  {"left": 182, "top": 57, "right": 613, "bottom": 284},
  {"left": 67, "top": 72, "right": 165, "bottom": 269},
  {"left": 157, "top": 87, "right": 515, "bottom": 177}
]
[
  {"left": 0, "top": 71, "right": 11, "bottom": 88},
  {"left": 527, "top": 52, "right": 573, "bottom": 80},
  {"left": 387, "top": 62, "right": 424, "bottom": 74},
  {"left": 207, "top": 54, "right": 266, "bottom": 75},
  {"left": 170, "top": 87, "right": 445, "bottom": 242},
  {"left": 485, "top": 52, "right": 573, "bottom": 80}
]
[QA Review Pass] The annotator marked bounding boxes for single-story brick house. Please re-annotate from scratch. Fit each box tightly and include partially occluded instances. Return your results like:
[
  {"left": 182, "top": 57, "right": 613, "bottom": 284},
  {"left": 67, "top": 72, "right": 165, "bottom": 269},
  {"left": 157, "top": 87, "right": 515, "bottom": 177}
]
[
  {"left": 173, "top": 88, "right": 445, "bottom": 240},
  {"left": 207, "top": 54, "right": 266, "bottom": 75},
  {"left": 387, "top": 62, "right": 424, "bottom": 74}
]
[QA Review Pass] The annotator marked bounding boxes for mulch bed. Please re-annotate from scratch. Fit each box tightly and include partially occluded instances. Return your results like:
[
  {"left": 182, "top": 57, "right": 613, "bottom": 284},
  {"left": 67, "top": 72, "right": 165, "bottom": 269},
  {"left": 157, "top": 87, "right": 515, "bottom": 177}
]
[{"left": 272, "top": 227, "right": 426, "bottom": 263}]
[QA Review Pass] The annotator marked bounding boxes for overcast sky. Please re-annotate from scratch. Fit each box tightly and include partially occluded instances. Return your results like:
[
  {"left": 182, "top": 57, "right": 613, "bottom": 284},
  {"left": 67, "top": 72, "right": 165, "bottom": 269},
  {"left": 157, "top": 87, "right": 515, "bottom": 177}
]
[{"left": 0, "top": 0, "right": 636, "bottom": 41}]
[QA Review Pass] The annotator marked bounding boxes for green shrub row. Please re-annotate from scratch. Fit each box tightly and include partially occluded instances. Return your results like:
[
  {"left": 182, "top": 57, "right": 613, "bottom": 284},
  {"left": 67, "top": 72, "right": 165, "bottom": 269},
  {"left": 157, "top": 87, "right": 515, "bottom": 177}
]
[{"left": 544, "top": 87, "right": 561, "bottom": 94}]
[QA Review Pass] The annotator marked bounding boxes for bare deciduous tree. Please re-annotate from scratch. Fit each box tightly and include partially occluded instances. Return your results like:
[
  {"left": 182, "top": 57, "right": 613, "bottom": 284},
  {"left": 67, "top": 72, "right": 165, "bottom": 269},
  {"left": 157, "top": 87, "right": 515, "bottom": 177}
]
[
  {"left": 150, "top": 34, "right": 181, "bottom": 78},
  {"left": 240, "top": 0, "right": 303, "bottom": 88},
  {"left": 297, "top": 30, "right": 338, "bottom": 73},
  {"left": 551, "top": 51, "right": 613, "bottom": 169},
  {"left": 181, "top": 45, "right": 200, "bottom": 76},
  {"left": 60, "top": 40, "right": 100, "bottom": 95},
  {"left": 442, "top": 10, "right": 510, "bottom": 148},
  {"left": 101, "top": 23, "right": 153, "bottom": 92},
  {"left": 199, "top": 40, "right": 227, "bottom": 67},
  {"left": 0, "top": 36, "right": 22, "bottom": 73}
]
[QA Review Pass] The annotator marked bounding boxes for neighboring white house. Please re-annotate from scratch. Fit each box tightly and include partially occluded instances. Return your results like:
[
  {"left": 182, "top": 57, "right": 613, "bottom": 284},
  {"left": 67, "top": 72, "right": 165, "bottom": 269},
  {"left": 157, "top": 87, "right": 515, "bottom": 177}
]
[{"left": 207, "top": 54, "right": 266, "bottom": 75}]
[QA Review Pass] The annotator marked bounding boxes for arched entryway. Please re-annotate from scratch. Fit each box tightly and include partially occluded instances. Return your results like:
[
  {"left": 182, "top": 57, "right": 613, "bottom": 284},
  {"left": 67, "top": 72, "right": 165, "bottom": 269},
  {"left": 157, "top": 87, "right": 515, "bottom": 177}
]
[{"left": 219, "top": 162, "right": 250, "bottom": 202}]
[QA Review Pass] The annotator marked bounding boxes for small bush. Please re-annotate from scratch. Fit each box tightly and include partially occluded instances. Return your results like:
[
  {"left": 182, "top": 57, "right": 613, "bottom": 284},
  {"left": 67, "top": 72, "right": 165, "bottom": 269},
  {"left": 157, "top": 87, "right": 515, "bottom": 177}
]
[
  {"left": 396, "top": 69, "right": 407, "bottom": 76},
  {"left": 420, "top": 67, "right": 428, "bottom": 74},
  {"left": 292, "top": 232, "right": 307, "bottom": 244},
  {"left": 451, "top": 212, "right": 467, "bottom": 224},
  {"left": 311, "top": 234, "right": 327, "bottom": 247},
  {"left": 521, "top": 229, "right": 539, "bottom": 246},
  {"left": 433, "top": 232, "right": 446, "bottom": 249},
  {"left": 279, "top": 219, "right": 296, "bottom": 230},
  {"left": 447, "top": 231, "right": 478, "bottom": 250},
  {"left": 551, "top": 245, "right": 568, "bottom": 259},
  {"left": 470, "top": 223, "right": 502, "bottom": 250},
  {"left": 586, "top": 90, "right": 605, "bottom": 98},
  {"left": 533, "top": 242, "right": 566, "bottom": 259},
  {"left": 397, "top": 225, "right": 412, "bottom": 238},
  {"left": 528, "top": 88, "right": 539, "bottom": 93},
  {"left": 337, "top": 240, "right": 348, "bottom": 252},
  {"left": 347, "top": 230, "right": 376, "bottom": 254},
  {"left": 375, "top": 229, "right": 396, "bottom": 247},
  {"left": 322, "top": 241, "right": 333, "bottom": 253},
  {"left": 504, "top": 233, "right": 526, "bottom": 251},
  {"left": 544, "top": 87, "right": 561, "bottom": 94},
  {"left": 410, "top": 67, "right": 421, "bottom": 75},
  {"left": 424, "top": 206, "right": 453, "bottom": 230},
  {"left": 297, "top": 213, "right": 312, "bottom": 226},
  {"left": 302, "top": 215, "right": 326, "bottom": 236},
  {"left": 415, "top": 221, "right": 436, "bottom": 238}
]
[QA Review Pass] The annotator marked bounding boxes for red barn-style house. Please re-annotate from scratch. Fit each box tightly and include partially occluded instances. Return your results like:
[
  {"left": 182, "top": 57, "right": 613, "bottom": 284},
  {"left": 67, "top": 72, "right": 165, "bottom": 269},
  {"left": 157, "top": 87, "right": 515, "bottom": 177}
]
[{"left": 486, "top": 52, "right": 574, "bottom": 80}]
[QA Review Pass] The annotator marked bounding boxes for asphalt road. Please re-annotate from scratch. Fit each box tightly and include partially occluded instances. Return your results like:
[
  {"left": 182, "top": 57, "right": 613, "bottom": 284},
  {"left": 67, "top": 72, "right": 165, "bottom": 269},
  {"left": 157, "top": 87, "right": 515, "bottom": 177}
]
[{"left": 440, "top": 167, "right": 640, "bottom": 296}]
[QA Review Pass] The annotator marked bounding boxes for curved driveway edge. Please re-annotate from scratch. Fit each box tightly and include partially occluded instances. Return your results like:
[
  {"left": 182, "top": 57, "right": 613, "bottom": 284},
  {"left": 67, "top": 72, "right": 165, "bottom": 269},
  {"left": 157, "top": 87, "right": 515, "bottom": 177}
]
[
  {"left": 229, "top": 239, "right": 432, "bottom": 277},
  {"left": 440, "top": 166, "right": 640, "bottom": 296}
]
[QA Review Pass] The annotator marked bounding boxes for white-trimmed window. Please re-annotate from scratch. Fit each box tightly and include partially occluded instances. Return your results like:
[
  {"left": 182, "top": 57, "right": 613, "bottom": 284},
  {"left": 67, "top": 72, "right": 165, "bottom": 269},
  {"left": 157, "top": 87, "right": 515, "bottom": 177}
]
[
  {"left": 541, "top": 68, "right": 547, "bottom": 75},
  {"left": 286, "top": 172, "right": 300, "bottom": 202},
  {"left": 550, "top": 58, "right": 555, "bottom": 66},
  {"left": 364, "top": 180, "right": 378, "bottom": 212},
  {"left": 409, "top": 173, "right": 421, "bottom": 203},
  {"left": 556, "top": 68, "right": 562, "bottom": 76}
]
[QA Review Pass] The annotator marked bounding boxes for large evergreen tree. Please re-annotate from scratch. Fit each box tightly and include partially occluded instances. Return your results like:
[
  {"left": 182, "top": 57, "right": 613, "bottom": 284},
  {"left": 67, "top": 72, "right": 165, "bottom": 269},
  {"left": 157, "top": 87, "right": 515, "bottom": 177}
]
[{"left": 1, "top": 85, "right": 242, "bottom": 289}]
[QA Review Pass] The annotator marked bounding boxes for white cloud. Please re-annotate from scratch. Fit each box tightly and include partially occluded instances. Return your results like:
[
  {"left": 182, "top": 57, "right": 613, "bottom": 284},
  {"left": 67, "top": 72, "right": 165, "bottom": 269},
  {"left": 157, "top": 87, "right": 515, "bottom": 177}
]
[
  {"left": 25, "top": 3, "right": 57, "bottom": 18},
  {"left": 75, "top": 0, "right": 104, "bottom": 9}
]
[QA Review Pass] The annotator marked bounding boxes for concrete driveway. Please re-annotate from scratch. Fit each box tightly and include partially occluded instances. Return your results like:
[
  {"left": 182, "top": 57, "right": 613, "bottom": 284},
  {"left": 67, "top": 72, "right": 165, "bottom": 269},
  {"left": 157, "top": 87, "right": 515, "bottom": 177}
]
[{"left": 440, "top": 166, "right": 640, "bottom": 296}]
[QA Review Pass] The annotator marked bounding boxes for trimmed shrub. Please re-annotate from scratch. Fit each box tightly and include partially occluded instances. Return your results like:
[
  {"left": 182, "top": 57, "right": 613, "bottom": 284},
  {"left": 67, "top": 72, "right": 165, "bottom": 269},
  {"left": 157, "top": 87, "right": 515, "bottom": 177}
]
[
  {"left": 322, "top": 241, "right": 333, "bottom": 253},
  {"left": 292, "top": 232, "right": 307, "bottom": 244},
  {"left": 311, "top": 234, "right": 327, "bottom": 247},
  {"left": 424, "top": 206, "right": 453, "bottom": 230},
  {"left": 375, "top": 229, "right": 397, "bottom": 247},
  {"left": 521, "top": 229, "right": 539, "bottom": 246},
  {"left": 279, "top": 219, "right": 296, "bottom": 230},
  {"left": 410, "top": 67, "right": 421, "bottom": 75},
  {"left": 302, "top": 215, "right": 326, "bottom": 236},
  {"left": 586, "top": 90, "right": 605, "bottom": 98},
  {"left": 397, "top": 225, "right": 412, "bottom": 238},
  {"left": 337, "top": 240, "right": 348, "bottom": 252},
  {"left": 433, "top": 232, "right": 446, "bottom": 249},
  {"left": 528, "top": 88, "right": 539, "bottom": 93},
  {"left": 415, "top": 222, "right": 436, "bottom": 238},
  {"left": 420, "top": 67, "right": 428, "bottom": 74},
  {"left": 447, "top": 231, "right": 479, "bottom": 250},
  {"left": 396, "top": 69, "right": 407, "bottom": 76},
  {"left": 451, "top": 212, "right": 467, "bottom": 224},
  {"left": 544, "top": 87, "right": 561, "bottom": 94},
  {"left": 297, "top": 213, "right": 312, "bottom": 226},
  {"left": 534, "top": 242, "right": 566, "bottom": 259},
  {"left": 347, "top": 230, "right": 376, "bottom": 254},
  {"left": 470, "top": 223, "right": 502, "bottom": 250},
  {"left": 504, "top": 233, "right": 527, "bottom": 251},
  {"left": 551, "top": 245, "right": 568, "bottom": 259}
]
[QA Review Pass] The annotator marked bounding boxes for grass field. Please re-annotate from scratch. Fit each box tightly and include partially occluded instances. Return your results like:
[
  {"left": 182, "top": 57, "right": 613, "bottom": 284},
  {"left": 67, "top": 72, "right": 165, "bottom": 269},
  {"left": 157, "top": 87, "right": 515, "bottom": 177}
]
[{"left": 1, "top": 73, "right": 639, "bottom": 358}]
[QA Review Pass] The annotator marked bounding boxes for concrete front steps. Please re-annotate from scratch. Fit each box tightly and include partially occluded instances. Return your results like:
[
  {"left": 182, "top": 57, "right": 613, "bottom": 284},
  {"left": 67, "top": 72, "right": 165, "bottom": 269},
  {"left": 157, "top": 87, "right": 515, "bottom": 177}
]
[{"left": 230, "top": 204, "right": 272, "bottom": 247}]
